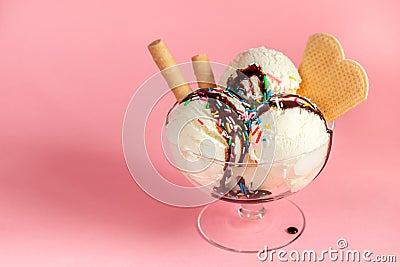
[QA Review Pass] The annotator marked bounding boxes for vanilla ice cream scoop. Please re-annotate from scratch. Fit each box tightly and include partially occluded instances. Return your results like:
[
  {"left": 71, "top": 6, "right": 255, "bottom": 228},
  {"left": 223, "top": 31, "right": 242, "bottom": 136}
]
[
  {"left": 248, "top": 94, "right": 332, "bottom": 192},
  {"left": 222, "top": 47, "right": 301, "bottom": 105},
  {"left": 166, "top": 88, "right": 250, "bottom": 189}
]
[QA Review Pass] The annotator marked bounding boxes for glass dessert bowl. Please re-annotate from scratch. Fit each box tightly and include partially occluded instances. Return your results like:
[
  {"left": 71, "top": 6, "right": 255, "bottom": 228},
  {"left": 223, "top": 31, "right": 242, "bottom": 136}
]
[{"left": 165, "top": 96, "right": 333, "bottom": 252}]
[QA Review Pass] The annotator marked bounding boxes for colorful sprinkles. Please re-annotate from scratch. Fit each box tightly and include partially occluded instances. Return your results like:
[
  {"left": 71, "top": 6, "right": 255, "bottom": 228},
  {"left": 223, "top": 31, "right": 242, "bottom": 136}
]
[
  {"left": 267, "top": 72, "right": 282, "bottom": 84},
  {"left": 263, "top": 75, "right": 268, "bottom": 89}
]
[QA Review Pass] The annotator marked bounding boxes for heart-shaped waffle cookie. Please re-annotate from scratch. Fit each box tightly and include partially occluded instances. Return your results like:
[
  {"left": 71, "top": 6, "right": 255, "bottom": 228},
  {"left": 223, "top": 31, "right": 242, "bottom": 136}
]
[{"left": 298, "top": 33, "right": 369, "bottom": 122}]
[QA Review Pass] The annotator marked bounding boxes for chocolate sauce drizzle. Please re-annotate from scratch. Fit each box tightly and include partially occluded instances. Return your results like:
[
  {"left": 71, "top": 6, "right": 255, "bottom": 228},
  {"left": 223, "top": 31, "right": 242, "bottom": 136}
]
[
  {"left": 266, "top": 94, "right": 329, "bottom": 124},
  {"left": 179, "top": 88, "right": 249, "bottom": 195},
  {"left": 227, "top": 64, "right": 268, "bottom": 105},
  {"left": 175, "top": 87, "right": 276, "bottom": 200}
]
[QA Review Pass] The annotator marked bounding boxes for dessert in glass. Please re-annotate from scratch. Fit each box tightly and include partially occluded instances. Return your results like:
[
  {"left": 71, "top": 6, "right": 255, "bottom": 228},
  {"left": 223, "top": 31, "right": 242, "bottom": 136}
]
[
  {"left": 165, "top": 86, "right": 333, "bottom": 252},
  {"left": 139, "top": 34, "right": 368, "bottom": 253}
]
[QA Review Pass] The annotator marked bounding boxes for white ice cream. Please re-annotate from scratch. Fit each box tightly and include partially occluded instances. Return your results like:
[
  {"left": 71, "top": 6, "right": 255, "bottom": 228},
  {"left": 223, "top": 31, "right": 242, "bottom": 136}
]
[
  {"left": 250, "top": 106, "right": 330, "bottom": 162},
  {"left": 222, "top": 46, "right": 301, "bottom": 101},
  {"left": 166, "top": 91, "right": 246, "bottom": 186},
  {"left": 249, "top": 95, "right": 331, "bottom": 192}
]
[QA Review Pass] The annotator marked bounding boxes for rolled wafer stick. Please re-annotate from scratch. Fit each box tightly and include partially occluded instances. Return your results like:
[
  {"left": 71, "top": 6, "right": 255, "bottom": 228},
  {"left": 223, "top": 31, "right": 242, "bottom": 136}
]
[
  {"left": 192, "top": 53, "right": 216, "bottom": 89},
  {"left": 148, "top": 39, "right": 193, "bottom": 102}
]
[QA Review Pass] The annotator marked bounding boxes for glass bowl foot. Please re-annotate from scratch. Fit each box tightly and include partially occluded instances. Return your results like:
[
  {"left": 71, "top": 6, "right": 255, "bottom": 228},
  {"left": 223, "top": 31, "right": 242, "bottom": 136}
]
[{"left": 197, "top": 199, "right": 305, "bottom": 253}]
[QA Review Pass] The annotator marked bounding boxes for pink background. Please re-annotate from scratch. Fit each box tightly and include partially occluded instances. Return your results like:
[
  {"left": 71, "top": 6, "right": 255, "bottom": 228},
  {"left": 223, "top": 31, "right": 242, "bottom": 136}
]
[{"left": 1, "top": 0, "right": 399, "bottom": 266}]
